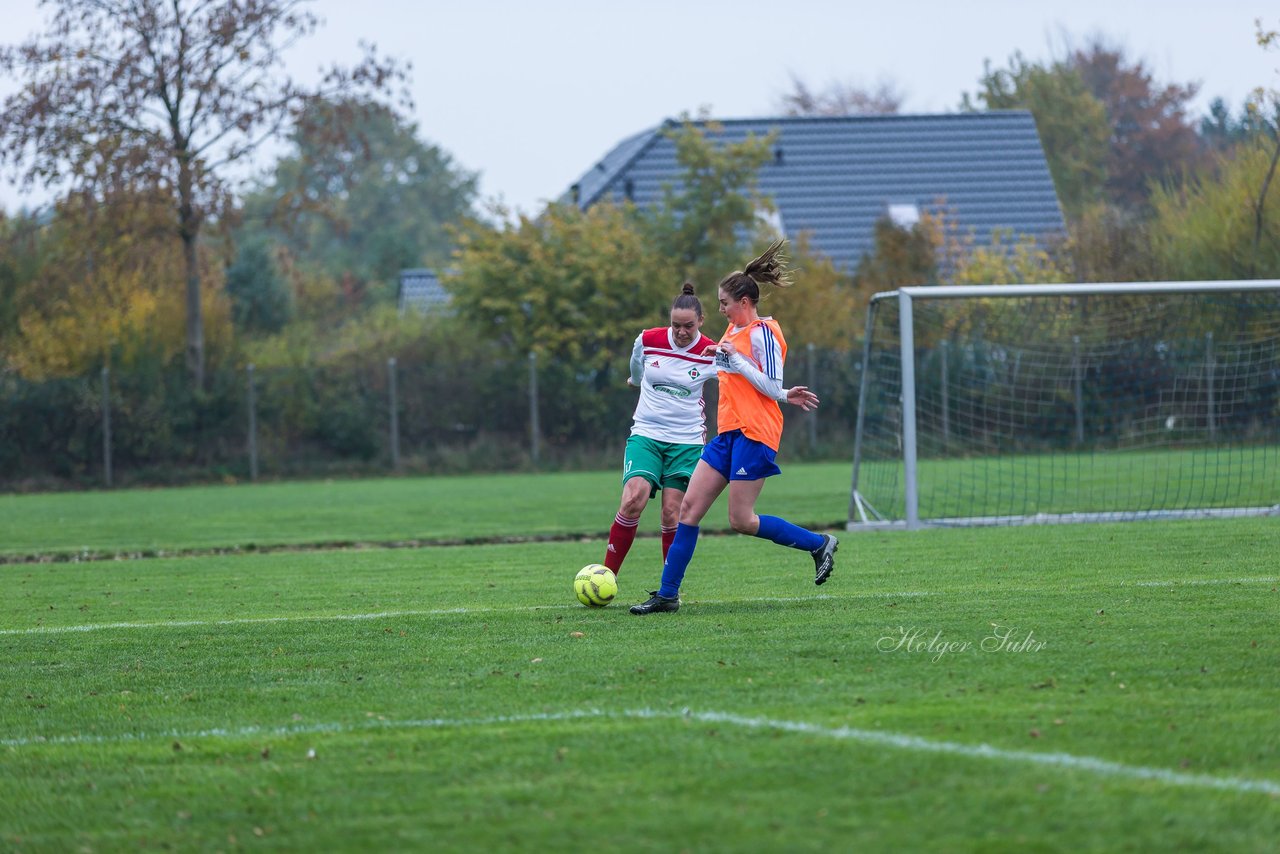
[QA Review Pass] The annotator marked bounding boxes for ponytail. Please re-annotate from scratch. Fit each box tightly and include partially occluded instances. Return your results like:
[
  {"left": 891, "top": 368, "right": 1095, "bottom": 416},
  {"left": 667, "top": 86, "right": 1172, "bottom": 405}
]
[{"left": 718, "top": 239, "right": 793, "bottom": 303}]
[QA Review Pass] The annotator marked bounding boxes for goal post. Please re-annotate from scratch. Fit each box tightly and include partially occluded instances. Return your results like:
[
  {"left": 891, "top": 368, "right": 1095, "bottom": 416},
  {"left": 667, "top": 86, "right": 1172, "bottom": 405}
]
[{"left": 849, "top": 281, "right": 1280, "bottom": 530}]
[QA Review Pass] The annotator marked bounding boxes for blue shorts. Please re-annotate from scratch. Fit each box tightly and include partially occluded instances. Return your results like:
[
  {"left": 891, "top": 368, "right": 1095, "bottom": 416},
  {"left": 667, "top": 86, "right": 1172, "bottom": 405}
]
[{"left": 700, "top": 430, "right": 781, "bottom": 481}]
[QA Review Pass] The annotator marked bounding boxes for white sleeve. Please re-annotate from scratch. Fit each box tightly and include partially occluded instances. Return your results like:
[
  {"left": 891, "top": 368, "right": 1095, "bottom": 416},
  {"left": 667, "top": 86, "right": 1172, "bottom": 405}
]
[
  {"left": 726, "top": 349, "right": 786, "bottom": 402},
  {"left": 750, "top": 324, "right": 784, "bottom": 382},
  {"left": 629, "top": 334, "right": 645, "bottom": 386}
]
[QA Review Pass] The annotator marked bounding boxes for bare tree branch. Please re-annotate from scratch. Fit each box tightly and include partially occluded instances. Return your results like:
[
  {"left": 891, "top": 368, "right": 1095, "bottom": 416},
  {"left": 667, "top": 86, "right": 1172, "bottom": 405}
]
[{"left": 0, "top": 0, "right": 409, "bottom": 386}]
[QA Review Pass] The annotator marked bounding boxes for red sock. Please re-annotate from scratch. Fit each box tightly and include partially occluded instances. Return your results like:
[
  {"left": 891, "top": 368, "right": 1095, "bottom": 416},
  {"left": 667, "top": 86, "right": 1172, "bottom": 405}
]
[
  {"left": 605, "top": 513, "right": 639, "bottom": 574},
  {"left": 661, "top": 525, "right": 677, "bottom": 562}
]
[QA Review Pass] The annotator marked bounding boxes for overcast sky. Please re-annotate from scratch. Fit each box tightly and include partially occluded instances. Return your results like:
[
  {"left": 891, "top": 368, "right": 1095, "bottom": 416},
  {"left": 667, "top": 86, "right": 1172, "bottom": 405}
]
[{"left": 2, "top": 0, "right": 1278, "bottom": 216}]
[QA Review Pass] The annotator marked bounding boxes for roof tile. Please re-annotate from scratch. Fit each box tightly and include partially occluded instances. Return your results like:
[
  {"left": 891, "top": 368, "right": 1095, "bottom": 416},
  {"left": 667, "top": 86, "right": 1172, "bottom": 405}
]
[{"left": 565, "top": 112, "right": 1065, "bottom": 270}]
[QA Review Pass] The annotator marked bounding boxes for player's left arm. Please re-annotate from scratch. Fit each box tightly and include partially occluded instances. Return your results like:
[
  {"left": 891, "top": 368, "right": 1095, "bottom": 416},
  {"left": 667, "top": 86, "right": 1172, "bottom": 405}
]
[
  {"left": 724, "top": 327, "right": 819, "bottom": 410},
  {"left": 696, "top": 336, "right": 720, "bottom": 379}
]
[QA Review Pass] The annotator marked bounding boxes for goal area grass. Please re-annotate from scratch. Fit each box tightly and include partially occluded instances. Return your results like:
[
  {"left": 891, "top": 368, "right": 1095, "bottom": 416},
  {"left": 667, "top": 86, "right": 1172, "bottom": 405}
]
[
  {"left": 855, "top": 445, "right": 1280, "bottom": 523},
  {"left": 2, "top": 470, "right": 1278, "bottom": 850}
]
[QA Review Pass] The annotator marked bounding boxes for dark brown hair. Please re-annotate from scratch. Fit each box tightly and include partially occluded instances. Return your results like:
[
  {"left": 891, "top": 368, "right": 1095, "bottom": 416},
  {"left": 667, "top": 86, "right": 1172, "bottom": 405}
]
[
  {"left": 671, "top": 281, "right": 703, "bottom": 318},
  {"left": 718, "top": 239, "right": 794, "bottom": 304}
]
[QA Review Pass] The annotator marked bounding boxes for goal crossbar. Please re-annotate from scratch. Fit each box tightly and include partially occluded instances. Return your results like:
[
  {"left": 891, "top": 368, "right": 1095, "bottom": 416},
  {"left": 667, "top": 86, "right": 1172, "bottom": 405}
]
[{"left": 885, "top": 280, "right": 1280, "bottom": 301}]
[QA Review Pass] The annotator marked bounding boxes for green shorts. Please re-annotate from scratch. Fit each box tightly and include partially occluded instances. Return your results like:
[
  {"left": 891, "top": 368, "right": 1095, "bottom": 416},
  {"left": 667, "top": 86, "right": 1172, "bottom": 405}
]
[{"left": 622, "top": 435, "right": 702, "bottom": 498}]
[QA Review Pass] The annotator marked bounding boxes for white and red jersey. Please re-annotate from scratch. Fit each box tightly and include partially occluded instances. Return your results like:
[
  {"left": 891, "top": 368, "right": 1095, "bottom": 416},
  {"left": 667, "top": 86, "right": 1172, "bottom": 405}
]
[{"left": 628, "top": 327, "right": 718, "bottom": 444}]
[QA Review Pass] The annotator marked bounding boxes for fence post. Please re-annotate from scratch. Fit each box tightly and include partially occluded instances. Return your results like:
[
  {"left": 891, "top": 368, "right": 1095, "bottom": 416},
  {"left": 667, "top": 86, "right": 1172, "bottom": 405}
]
[
  {"left": 806, "top": 342, "right": 817, "bottom": 451},
  {"left": 940, "top": 339, "right": 950, "bottom": 450},
  {"left": 101, "top": 366, "right": 113, "bottom": 488},
  {"left": 388, "top": 357, "right": 401, "bottom": 472},
  {"left": 528, "top": 350, "right": 540, "bottom": 465},
  {"left": 247, "top": 364, "right": 259, "bottom": 481},
  {"left": 1205, "top": 331, "right": 1216, "bottom": 441},
  {"left": 1072, "top": 335, "right": 1085, "bottom": 446}
]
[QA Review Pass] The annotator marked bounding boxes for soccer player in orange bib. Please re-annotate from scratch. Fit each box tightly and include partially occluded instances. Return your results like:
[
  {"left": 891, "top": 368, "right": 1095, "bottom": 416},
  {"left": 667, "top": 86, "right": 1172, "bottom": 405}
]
[
  {"left": 601, "top": 283, "right": 718, "bottom": 576},
  {"left": 630, "top": 239, "right": 838, "bottom": 615}
]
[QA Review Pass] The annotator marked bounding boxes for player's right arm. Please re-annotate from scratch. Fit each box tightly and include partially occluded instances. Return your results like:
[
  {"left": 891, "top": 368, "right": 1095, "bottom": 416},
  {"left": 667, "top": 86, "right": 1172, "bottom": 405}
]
[{"left": 627, "top": 332, "right": 645, "bottom": 387}]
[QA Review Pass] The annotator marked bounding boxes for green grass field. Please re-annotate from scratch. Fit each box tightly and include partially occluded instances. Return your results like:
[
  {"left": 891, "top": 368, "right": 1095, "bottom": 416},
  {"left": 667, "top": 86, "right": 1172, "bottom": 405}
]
[
  {"left": 2, "top": 466, "right": 1278, "bottom": 851},
  {"left": 0, "top": 465, "right": 854, "bottom": 557}
]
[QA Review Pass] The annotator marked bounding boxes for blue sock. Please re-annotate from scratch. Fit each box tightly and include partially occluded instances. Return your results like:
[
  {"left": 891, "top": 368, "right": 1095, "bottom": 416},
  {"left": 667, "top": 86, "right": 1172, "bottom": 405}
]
[
  {"left": 658, "top": 523, "right": 699, "bottom": 598},
  {"left": 755, "top": 514, "right": 824, "bottom": 552}
]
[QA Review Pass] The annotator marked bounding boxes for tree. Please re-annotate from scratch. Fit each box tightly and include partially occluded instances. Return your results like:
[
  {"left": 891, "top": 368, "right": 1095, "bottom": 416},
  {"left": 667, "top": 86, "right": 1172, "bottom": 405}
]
[
  {"left": 645, "top": 117, "right": 778, "bottom": 301},
  {"left": 1247, "top": 18, "right": 1280, "bottom": 276},
  {"left": 851, "top": 215, "right": 940, "bottom": 293},
  {"left": 0, "top": 0, "right": 407, "bottom": 387},
  {"left": 1172, "top": 19, "right": 1280, "bottom": 278},
  {"left": 1062, "top": 203, "right": 1157, "bottom": 283},
  {"left": 448, "top": 202, "right": 675, "bottom": 370},
  {"left": 1148, "top": 141, "right": 1280, "bottom": 280},
  {"left": 965, "top": 54, "right": 1111, "bottom": 218},
  {"left": 1201, "top": 98, "right": 1241, "bottom": 151},
  {"left": 445, "top": 201, "right": 680, "bottom": 442},
  {"left": 8, "top": 191, "right": 232, "bottom": 380},
  {"left": 1069, "top": 39, "right": 1204, "bottom": 212},
  {"left": 224, "top": 233, "right": 291, "bottom": 334},
  {"left": 445, "top": 120, "right": 787, "bottom": 441},
  {"left": 242, "top": 97, "right": 478, "bottom": 302},
  {"left": 447, "top": 120, "right": 783, "bottom": 356},
  {"left": 777, "top": 74, "right": 903, "bottom": 116},
  {"left": 1070, "top": 21, "right": 1280, "bottom": 284},
  {"left": 0, "top": 210, "right": 43, "bottom": 363},
  {"left": 947, "top": 230, "right": 1072, "bottom": 286},
  {"left": 1200, "top": 97, "right": 1275, "bottom": 151}
]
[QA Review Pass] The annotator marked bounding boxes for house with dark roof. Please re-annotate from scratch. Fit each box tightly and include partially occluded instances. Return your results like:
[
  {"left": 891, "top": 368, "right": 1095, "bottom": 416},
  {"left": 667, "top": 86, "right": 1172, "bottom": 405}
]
[
  {"left": 398, "top": 268, "right": 449, "bottom": 313},
  {"left": 566, "top": 111, "right": 1064, "bottom": 272}
]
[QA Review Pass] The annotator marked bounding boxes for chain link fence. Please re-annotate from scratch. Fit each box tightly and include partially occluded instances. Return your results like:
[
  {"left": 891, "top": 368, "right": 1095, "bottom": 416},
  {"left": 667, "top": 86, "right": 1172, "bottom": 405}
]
[{"left": 1, "top": 345, "right": 863, "bottom": 489}]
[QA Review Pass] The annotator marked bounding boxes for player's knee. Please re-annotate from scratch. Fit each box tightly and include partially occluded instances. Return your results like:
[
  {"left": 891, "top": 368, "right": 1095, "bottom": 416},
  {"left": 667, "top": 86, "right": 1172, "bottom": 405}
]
[
  {"left": 728, "top": 510, "right": 756, "bottom": 534},
  {"left": 679, "top": 503, "right": 706, "bottom": 526},
  {"left": 619, "top": 483, "right": 650, "bottom": 517},
  {"left": 619, "top": 496, "right": 646, "bottom": 517}
]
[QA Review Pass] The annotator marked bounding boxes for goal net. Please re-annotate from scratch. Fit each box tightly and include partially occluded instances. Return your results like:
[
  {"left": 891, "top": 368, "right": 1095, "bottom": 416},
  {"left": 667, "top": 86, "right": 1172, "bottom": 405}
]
[{"left": 849, "top": 281, "right": 1280, "bottom": 529}]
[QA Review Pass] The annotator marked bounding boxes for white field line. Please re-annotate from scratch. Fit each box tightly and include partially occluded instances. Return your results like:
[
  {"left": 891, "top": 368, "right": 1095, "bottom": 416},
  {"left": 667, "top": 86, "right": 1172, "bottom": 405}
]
[
  {"left": 1127, "top": 577, "right": 1278, "bottom": 587},
  {"left": 0, "top": 592, "right": 929, "bottom": 636},
  {"left": 3, "top": 707, "right": 1277, "bottom": 797},
  {"left": 926, "top": 576, "right": 1278, "bottom": 595}
]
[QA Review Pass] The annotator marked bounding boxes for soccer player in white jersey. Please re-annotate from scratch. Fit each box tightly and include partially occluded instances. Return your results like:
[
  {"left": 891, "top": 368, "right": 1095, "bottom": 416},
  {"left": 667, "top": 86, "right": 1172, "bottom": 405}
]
[
  {"left": 630, "top": 240, "right": 835, "bottom": 616},
  {"left": 601, "top": 283, "right": 718, "bottom": 575}
]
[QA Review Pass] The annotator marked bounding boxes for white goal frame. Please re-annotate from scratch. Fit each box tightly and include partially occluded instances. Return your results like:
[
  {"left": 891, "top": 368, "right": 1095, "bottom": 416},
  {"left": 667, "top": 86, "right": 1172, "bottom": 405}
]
[{"left": 849, "top": 280, "right": 1280, "bottom": 531}]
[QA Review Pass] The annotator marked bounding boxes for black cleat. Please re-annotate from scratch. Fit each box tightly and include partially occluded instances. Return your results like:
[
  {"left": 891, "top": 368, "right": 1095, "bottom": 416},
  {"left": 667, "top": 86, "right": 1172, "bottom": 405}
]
[
  {"left": 629, "top": 591, "right": 680, "bottom": 615},
  {"left": 811, "top": 534, "right": 838, "bottom": 585}
]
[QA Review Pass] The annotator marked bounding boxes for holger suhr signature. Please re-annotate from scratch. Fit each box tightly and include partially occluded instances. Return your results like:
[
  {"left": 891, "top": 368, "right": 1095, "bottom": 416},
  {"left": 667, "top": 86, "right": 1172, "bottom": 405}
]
[{"left": 877, "top": 625, "right": 1046, "bottom": 663}]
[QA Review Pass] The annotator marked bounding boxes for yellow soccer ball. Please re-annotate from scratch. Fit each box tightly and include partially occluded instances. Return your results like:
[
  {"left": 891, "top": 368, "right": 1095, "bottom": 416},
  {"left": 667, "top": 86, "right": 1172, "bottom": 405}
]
[{"left": 574, "top": 564, "right": 618, "bottom": 607}]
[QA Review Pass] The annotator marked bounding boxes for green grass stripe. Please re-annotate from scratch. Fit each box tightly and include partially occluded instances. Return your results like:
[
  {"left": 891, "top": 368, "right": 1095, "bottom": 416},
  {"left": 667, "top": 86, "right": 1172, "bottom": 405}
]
[{"left": 0, "top": 463, "right": 852, "bottom": 557}]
